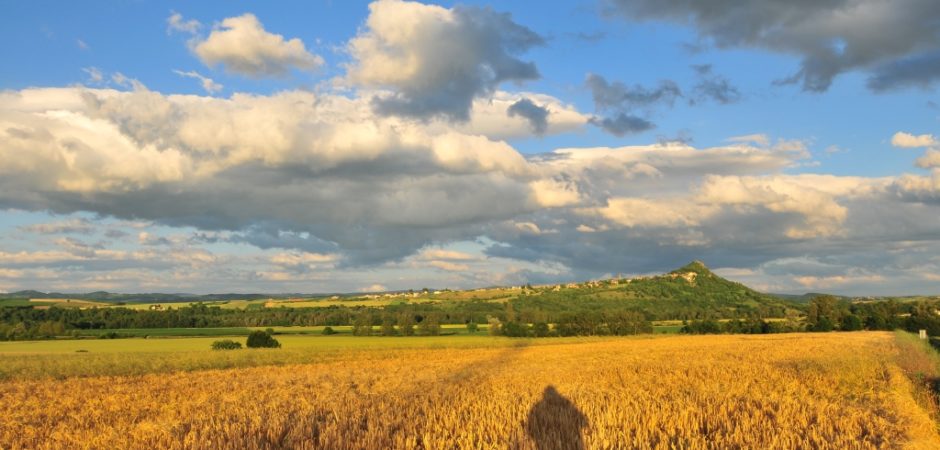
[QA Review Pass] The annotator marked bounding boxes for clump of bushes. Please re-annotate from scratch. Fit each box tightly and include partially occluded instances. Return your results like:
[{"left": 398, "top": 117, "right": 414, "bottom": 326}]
[
  {"left": 322, "top": 326, "right": 337, "bottom": 335},
  {"left": 246, "top": 330, "right": 281, "bottom": 348},
  {"left": 211, "top": 339, "right": 243, "bottom": 350}
]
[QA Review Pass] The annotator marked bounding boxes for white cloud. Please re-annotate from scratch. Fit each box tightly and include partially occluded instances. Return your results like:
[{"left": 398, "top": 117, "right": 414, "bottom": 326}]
[
  {"left": 82, "top": 67, "right": 104, "bottom": 85},
  {"left": 446, "top": 91, "right": 588, "bottom": 139},
  {"left": 359, "top": 283, "right": 387, "bottom": 293},
  {"left": 110, "top": 72, "right": 146, "bottom": 90},
  {"left": 794, "top": 274, "right": 886, "bottom": 289},
  {"left": 892, "top": 132, "right": 936, "bottom": 148},
  {"left": 727, "top": 134, "right": 770, "bottom": 147},
  {"left": 589, "top": 197, "right": 713, "bottom": 229},
  {"left": 193, "top": 13, "right": 323, "bottom": 77},
  {"left": 415, "top": 249, "right": 478, "bottom": 261},
  {"left": 698, "top": 175, "right": 854, "bottom": 239},
  {"left": 427, "top": 260, "right": 471, "bottom": 272},
  {"left": 20, "top": 218, "right": 95, "bottom": 235},
  {"left": 916, "top": 150, "right": 940, "bottom": 169},
  {"left": 0, "top": 86, "right": 550, "bottom": 263},
  {"left": 167, "top": 11, "right": 201, "bottom": 35},
  {"left": 172, "top": 69, "right": 223, "bottom": 94}
]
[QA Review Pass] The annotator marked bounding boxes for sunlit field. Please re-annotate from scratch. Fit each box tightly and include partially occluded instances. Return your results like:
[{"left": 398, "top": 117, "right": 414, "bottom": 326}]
[{"left": 2, "top": 332, "right": 938, "bottom": 449}]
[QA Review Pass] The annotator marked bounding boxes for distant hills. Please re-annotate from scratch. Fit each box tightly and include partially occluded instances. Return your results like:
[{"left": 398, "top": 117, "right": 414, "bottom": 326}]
[
  {"left": 2, "top": 291, "right": 277, "bottom": 303},
  {"left": 2, "top": 261, "right": 925, "bottom": 318}
]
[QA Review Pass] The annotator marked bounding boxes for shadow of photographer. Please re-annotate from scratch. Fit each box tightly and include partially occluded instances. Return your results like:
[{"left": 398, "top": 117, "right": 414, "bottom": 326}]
[{"left": 525, "top": 385, "right": 588, "bottom": 450}]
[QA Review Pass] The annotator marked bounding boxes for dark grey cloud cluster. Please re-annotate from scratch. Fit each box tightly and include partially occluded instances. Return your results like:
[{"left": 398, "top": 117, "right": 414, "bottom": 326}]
[
  {"left": 587, "top": 73, "right": 681, "bottom": 110},
  {"left": 607, "top": 0, "right": 940, "bottom": 92},
  {"left": 507, "top": 98, "right": 550, "bottom": 135},
  {"left": 585, "top": 73, "right": 680, "bottom": 136},
  {"left": 586, "top": 67, "right": 740, "bottom": 136},
  {"left": 588, "top": 113, "right": 655, "bottom": 137},
  {"left": 868, "top": 50, "right": 940, "bottom": 92},
  {"left": 690, "top": 64, "right": 741, "bottom": 105}
]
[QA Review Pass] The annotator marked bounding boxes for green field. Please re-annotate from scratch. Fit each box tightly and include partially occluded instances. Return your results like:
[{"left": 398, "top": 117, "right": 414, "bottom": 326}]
[
  {"left": 0, "top": 332, "right": 618, "bottom": 380},
  {"left": 0, "top": 333, "right": 504, "bottom": 354},
  {"left": 113, "top": 296, "right": 441, "bottom": 310},
  {"left": 70, "top": 324, "right": 487, "bottom": 337},
  {"left": 63, "top": 322, "right": 681, "bottom": 338},
  {"left": 0, "top": 298, "right": 111, "bottom": 308}
]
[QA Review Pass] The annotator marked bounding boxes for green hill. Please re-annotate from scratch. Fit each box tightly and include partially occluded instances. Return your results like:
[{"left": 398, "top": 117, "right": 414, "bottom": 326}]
[{"left": 513, "top": 261, "right": 799, "bottom": 320}]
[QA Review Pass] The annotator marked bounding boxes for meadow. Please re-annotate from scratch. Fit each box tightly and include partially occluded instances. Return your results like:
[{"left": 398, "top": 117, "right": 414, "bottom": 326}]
[{"left": 1, "top": 332, "right": 938, "bottom": 449}]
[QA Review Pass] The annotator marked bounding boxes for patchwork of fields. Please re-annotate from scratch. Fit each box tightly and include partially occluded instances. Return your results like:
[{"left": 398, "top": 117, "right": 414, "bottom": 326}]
[{"left": 1, "top": 332, "right": 938, "bottom": 449}]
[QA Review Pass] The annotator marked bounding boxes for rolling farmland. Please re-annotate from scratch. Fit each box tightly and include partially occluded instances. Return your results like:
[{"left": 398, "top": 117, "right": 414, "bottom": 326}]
[{"left": 2, "top": 332, "right": 938, "bottom": 449}]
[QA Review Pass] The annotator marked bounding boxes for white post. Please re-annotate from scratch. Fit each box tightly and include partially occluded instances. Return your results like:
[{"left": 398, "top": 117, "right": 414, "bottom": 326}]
[{"left": 920, "top": 329, "right": 928, "bottom": 340}]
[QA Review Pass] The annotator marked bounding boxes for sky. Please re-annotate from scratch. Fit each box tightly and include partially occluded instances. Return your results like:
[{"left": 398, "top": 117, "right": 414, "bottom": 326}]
[{"left": 1, "top": 0, "right": 940, "bottom": 295}]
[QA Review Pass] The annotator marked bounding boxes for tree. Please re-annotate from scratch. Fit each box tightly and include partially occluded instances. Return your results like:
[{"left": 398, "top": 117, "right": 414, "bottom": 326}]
[
  {"left": 606, "top": 311, "right": 652, "bottom": 335},
  {"left": 398, "top": 314, "right": 415, "bottom": 336},
  {"left": 466, "top": 321, "right": 479, "bottom": 333},
  {"left": 680, "top": 319, "right": 721, "bottom": 334},
  {"left": 504, "top": 302, "right": 518, "bottom": 323},
  {"left": 352, "top": 312, "right": 373, "bottom": 336},
  {"left": 211, "top": 339, "right": 242, "bottom": 350},
  {"left": 419, "top": 313, "right": 441, "bottom": 336},
  {"left": 840, "top": 314, "right": 863, "bottom": 331},
  {"left": 322, "top": 326, "right": 337, "bottom": 335},
  {"left": 246, "top": 330, "right": 281, "bottom": 348},
  {"left": 532, "top": 322, "right": 550, "bottom": 337},
  {"left": 487, "top": 316, "right": 503, "bottom": 336},
  {"left": 502, "top": 321, "right": 530, "bottom": 337},
  {"left": 381, "top": 316, "right": 398, "bottom": 336},
  {"left": 807, "top": 295, "right": 842, "bottom": 332}
]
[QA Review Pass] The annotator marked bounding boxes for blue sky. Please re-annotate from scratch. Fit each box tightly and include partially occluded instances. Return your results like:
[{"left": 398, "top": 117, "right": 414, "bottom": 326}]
[{"left": 1, "top": 0, "right": 940, "bottom": 294}]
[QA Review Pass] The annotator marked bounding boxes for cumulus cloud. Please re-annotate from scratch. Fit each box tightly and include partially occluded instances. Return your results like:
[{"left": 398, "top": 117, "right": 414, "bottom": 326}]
[
  {"left": 346, "top": 0, "right": 544, "bottom": 121},
  {"left": 606, "top": 0, "right": 940, "bottom": 92},
  {"left": 916, "top": 150, "right": 940, "bottom": 169},
  {"left": 484, "top": 139, "right": 910, "bottom": 280},
  {"left": 890, "top": 131, "right": 940, "bottom": 170},
  {"left": 172, "top": 69, "right": 223, "bottom": 94},
  {"left": 3, "top": 83, "right": 940, "bottom": 294},
  {"left": 0, "top": 86, "right": 552, "bottom": 264},
  {"left": 448, "top": 91, "right": 587, "bottom": 139},
  {"left": 192, "top": 13, "right": 323, "bottom": 77},
  {"left": 892, "top": 132, "right": 936, "bottom": 148}
]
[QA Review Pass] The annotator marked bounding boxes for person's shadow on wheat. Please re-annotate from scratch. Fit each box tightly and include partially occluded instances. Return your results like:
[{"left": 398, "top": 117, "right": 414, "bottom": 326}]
[{"left": 525, "top": 385, "right": 588, "bottom": 450}]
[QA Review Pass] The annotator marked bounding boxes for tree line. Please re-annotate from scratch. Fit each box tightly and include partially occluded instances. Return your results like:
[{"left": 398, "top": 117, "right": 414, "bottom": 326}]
[{"left": 1, "top": 294, "right": 938, "bottom": 340}]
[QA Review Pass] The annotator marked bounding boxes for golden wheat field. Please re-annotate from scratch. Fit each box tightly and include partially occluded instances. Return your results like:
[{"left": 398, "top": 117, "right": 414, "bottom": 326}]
[{"left": 1, "top": 332, "right": 938, "bottom": 449}]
